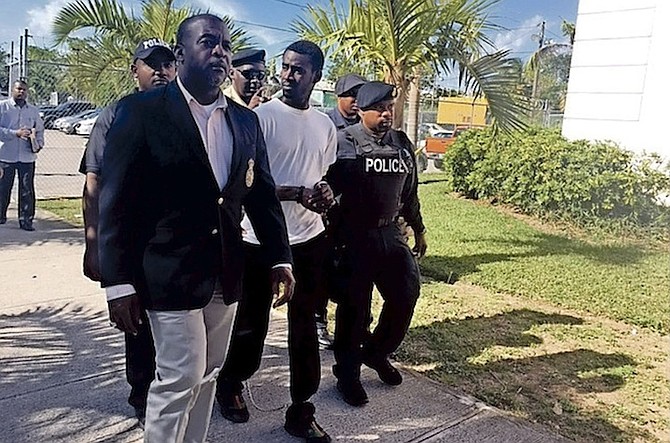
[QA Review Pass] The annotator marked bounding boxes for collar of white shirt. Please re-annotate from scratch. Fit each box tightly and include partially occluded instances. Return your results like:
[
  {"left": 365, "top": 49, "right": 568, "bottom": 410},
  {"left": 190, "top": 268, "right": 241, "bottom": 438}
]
[{"left": 176, "top": 76, "right": 228, "bottom": 112}]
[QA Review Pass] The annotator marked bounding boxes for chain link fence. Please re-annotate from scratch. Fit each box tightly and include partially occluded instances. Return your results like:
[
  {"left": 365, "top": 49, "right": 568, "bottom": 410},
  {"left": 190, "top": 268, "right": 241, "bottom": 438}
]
[{"left": 16, "top": 59, "right": 124, "bottom": 199}]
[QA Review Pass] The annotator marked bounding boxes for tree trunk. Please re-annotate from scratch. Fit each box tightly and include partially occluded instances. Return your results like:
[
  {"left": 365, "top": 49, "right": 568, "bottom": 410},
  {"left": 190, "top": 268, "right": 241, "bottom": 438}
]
[
  {"left": 406, "top": 72, "right": 421, "bottom": 146},
  {"left": 385, "top": 66, "right": 407, "bottom": 131}
]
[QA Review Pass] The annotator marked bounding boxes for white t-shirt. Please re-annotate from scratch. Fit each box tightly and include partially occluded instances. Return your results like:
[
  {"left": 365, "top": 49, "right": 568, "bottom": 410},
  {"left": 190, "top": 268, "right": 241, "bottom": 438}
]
[{"left": 242, "top": 98, "right": 337, "bottom": 246}]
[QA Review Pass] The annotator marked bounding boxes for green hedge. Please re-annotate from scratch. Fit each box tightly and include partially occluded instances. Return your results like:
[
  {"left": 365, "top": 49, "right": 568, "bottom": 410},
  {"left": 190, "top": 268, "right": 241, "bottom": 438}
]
[{"left": 443, "top": 127, "right": 670, "bottom": 231}]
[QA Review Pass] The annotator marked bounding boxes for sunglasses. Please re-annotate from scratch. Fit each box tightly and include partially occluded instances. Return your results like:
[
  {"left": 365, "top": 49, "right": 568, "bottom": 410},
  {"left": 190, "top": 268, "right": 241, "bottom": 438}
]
[{"left": 238, "top": 69, "right": 266, "bottom": 81}]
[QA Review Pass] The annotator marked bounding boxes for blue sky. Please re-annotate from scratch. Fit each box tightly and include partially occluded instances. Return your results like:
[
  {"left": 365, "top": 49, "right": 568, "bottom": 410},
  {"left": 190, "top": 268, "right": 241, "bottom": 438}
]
[{"left": 1, "top": 0, "right": 578, "bottom": 86}]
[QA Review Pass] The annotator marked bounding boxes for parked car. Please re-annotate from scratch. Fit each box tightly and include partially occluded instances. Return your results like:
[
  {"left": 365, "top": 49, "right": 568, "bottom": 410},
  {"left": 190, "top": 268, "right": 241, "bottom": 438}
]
[
  {"left": 419, "top": 130, "right": 457, "bottom": 169},
  {"left": 74, "top": 114, "right": 99, "bottom": 136},
  {"left": 42, "top": 101, "right": 96, "bottom": 129},
  {"left": 52, "top": 113, "right": 83, "bottom": 131},
  {"left": 61, "top": 109, "right": 100, "bottom": 134},
  {"left": 38, "top": 104, "right": 57, "bottom": 117}
]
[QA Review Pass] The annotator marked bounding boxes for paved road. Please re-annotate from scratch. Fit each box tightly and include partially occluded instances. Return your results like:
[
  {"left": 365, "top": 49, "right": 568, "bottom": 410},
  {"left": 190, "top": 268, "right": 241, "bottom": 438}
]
[{"left": 33, "top": 129, "right": 88, "bottom": 199}]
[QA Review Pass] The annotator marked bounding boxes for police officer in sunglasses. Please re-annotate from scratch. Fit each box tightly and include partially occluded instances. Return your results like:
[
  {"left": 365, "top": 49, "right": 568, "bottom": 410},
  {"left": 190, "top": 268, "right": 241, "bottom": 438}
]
[{"left": 225, "top": 48, "right": 269, "bottom": 109}]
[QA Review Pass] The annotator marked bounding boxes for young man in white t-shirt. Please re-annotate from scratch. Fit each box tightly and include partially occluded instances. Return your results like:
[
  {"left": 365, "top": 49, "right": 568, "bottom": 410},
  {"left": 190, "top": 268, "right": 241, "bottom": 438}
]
[{"left": 216, "top": 40, "right": 337, "bottom": 443}]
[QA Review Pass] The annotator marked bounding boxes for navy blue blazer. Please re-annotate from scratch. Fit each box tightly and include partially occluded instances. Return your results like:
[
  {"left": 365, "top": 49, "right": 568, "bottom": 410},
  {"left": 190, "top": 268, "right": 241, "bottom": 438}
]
[{"left": 98, "top": 81, "right": 292, "bottom": 310}]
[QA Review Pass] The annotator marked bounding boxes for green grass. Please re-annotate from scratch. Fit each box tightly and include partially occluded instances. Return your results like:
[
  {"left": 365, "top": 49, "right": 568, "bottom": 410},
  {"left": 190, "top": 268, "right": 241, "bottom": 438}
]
[
  {"left": 417, "top": 175, "right": 670, "bottom": 333},
  {"left": 39, "top": 198, "right": 83, "bottom": 227}
]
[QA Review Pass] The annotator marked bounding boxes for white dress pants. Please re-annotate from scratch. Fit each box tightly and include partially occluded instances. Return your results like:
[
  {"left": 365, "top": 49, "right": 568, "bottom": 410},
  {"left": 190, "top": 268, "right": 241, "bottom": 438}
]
[{"left": 144, "top": 292, "right": 238, "bottom": 443}]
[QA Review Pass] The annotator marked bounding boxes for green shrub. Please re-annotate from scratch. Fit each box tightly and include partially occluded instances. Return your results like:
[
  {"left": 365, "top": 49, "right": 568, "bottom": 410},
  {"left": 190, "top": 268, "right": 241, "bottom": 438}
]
[{"left": 443, "top": 127, "right": 670, "bottom": 230}]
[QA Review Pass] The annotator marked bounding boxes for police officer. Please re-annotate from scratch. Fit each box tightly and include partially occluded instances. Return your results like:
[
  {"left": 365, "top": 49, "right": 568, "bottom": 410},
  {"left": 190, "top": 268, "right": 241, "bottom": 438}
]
[
  {"left": 326, "top": 81, "right": 428, "bottom": 407},
  {"left": 316, "top": 73, "right": 368, "bottom": 350},
  {"left": 326, "top": 73, "right": 367, "bottom": 130},
  {"left": 224, "top": 48, "right": 268, "bottom": 109}
]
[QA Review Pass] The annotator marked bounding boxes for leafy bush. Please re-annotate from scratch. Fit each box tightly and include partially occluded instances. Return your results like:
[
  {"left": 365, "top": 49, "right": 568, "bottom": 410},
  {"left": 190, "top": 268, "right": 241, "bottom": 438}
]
[{"left": 443, "top": 127, "right": 670, "bottom": 230}]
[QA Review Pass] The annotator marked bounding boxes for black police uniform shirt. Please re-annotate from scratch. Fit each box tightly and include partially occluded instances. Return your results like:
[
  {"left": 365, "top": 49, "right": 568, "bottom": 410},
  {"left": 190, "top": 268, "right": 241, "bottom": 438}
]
[
  {"left": 78, "top": 102, "right": 118, "bottom": 176},
  {"left": 326, "top": 107, "right": 359, "bottom": 131},
  {"left": 327, "top": 122, "right": 425, "bottom": 235}
]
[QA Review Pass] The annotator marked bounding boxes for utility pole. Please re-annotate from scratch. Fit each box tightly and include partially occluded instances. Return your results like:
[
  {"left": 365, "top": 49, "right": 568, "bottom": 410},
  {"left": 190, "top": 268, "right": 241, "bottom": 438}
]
[
  {"left": 531, "top": 20, "right": 546, "bottom": 103},
  {"left": 22, "top": 29, "right": 29, "bottom": 80}
]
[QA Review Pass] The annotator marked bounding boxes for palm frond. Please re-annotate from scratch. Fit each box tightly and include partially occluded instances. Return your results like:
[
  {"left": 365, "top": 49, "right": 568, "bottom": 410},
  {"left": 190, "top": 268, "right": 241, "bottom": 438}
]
[
  {"left": 455, "top": 49, "right": 529, "bottom": 133},
  {"left": 140, "top": 0, "right": 195, "bottom": 45},
  {"left": 52, "top": 0, "right": 140, "bottom": 44}
]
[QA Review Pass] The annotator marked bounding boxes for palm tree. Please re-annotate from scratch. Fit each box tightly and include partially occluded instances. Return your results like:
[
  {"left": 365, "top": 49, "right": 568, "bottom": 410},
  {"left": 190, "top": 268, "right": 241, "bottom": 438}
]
[
  {"left": 294, "top": 0, "right": 527, "bottom": 143},
  {"left": 51, "top": 0, "right": 252, "bottom": 105}
]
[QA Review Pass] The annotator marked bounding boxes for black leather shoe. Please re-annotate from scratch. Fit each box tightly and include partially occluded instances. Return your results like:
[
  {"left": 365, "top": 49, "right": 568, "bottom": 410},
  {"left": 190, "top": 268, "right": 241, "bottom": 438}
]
[
  {"left": 217, "top": 391, "right": 250, "bottom": 423},
  {"left": 363, "top": 355, "right": 402, "bottom": 386},
  {"left": 133, "top": 406, "right": 146, "bottom": 429},
  {"left": 336, "top": 378, "right": 368, "bottom": 407},
  {"left": 284, "top": 402, "right": 331, "bottom": 443},
  {"left": 19, "top": 222, "right": 35, "bottom": 231}
]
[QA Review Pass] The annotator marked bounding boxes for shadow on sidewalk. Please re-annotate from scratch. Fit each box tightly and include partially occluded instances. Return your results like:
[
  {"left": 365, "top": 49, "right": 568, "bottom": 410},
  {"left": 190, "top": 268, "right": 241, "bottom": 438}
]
[
  {"left": 0, "top": 304, "right": 139, "bottom": 442},
  {"left": 0, "top": 209, "right": 83, "bottom": 248}
]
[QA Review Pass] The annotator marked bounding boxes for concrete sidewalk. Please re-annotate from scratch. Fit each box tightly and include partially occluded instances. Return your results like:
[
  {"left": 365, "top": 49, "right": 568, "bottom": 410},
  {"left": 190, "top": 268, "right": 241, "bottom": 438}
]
[{"left": 0, "top": 208, "right": 570, "bottom": 442}]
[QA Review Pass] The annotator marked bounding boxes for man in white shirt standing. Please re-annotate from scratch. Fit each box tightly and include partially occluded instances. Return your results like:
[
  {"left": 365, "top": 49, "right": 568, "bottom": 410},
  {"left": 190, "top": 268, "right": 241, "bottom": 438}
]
[
  {"left": 216, "top": 40, "right": 337, "bottom": 443},
  {"left": 0, "top": 79, "right": 44, "bottom": 231},
  {"left": 98, "top": 14, "right": 295, "bottom": 443}
]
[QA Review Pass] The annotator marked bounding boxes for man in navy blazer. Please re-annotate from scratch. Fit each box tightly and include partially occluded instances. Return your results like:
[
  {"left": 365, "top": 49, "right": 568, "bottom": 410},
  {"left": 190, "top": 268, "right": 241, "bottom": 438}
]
[{"left": 98, "top": 14, "right": 294, "bottom": 443}]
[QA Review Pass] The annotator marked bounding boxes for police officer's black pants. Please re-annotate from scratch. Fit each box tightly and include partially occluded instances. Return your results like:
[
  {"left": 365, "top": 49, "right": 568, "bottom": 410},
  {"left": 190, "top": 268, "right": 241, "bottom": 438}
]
[
  {"left": 333, "top": 225, "right": 420, "bottom": 380},
  {"left": 125, "top": 309, "right": 155, "bottom": 410},
  {"left": 218, "top": 234, "right": 327, "bottom": 404},
  {"left": 0, "top": 161, "right": 35, "bottom": 224}
]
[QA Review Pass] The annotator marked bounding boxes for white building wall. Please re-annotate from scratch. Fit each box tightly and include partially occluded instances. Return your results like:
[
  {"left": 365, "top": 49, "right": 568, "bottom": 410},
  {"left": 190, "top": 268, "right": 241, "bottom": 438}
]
[{"left": 562, "top": 0, "right": 669, "bottom": 159}]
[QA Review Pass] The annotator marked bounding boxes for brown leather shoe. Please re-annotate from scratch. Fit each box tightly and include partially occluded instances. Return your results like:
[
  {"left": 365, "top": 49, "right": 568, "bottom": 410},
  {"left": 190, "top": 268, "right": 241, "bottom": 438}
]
[{"left": 217, "top": 391, "right": 249, "bottom": 423}]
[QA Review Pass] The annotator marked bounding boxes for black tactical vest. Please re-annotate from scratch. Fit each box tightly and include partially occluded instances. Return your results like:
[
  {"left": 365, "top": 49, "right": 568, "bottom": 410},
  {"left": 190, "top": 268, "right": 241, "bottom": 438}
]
[{"left": 341, "top": 125, "right": 414, "bottom": 227}]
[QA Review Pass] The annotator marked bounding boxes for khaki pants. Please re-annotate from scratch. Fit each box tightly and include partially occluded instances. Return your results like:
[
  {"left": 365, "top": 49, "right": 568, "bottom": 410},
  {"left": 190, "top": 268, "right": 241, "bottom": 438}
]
[{"left": 144, "top": 293, "right": 238, "bottom": 443}]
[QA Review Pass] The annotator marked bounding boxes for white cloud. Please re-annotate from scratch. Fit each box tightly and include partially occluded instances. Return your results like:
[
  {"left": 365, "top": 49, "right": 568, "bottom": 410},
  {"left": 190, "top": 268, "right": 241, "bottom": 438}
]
[
  {"left": 192, "top": 0, "right": 243, "bottom": 19},
  {"left": 26, "top": 0, "right": 71, "bottom": 40},
  {"left": 493, "top": 14, "right": 544, "bottom": 53}
]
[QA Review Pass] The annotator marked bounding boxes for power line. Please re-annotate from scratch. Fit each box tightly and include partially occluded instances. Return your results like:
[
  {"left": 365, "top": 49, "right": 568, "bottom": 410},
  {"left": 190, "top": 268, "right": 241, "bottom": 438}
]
[
  {"left": 268, "top": 0, "right": 307, "bottom": 8},
  {"left": 233, "top": 19, "right": 295, "bottom": 34}
]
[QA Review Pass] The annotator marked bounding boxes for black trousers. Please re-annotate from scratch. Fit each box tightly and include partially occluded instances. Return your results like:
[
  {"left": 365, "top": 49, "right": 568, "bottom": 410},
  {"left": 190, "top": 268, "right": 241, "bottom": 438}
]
[
  {"left": 0, "top": 162, "right": 35, "bottom": 224},
  {"left": 125, "top": 310, "right": 155, "bottom": 410},
  {"left": 314, "top": 232, "right": 336, "bottom": 322},
  {"left": 218, "top": 234, "right": 327, "bottom": 403},
  {"left": 333, "top": 225, "right": 420, "bottom": 380}
]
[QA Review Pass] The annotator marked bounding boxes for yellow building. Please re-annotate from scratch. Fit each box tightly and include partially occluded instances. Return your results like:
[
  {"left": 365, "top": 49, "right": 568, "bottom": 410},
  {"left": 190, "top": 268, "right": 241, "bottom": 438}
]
[{"left": 436, "top": 96, "right": 489, "bottom": 128}]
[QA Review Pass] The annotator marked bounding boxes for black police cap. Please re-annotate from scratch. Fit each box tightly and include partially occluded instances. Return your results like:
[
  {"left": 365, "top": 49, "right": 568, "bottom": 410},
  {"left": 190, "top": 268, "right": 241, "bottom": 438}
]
[
  {"left": 232, "top": 48, "right": 266, "bottom": 67},
  {"left": 133, "top": 38, "right": 175, "bottom": 61},
  {"left": 356, "top": 81, "right": 396, "bottom": 109},
  {"left": 334, "top": 73, "right": 367, "bottom": 96}
]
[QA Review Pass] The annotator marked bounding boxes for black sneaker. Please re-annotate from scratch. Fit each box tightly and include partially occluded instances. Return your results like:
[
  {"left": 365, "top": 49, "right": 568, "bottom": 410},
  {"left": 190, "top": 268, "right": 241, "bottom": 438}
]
[
  {"left": 217, "top": 391, "right": 250, "bottom": 423},
  {"left": 284, "top": 402, "right": 331, "bottom": 443},
  {"left": 363, "top": 355, "right": 402, "bottom": 386},
  {"left": 336, "top": 378, "right": 368, "bottom": 407}
]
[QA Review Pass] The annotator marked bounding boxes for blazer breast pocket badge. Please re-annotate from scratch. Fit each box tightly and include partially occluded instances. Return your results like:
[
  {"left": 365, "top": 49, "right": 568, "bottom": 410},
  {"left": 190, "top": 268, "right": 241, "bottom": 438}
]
[{"left": 245, "top": 159, "right": 254, "bottom": 188}]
